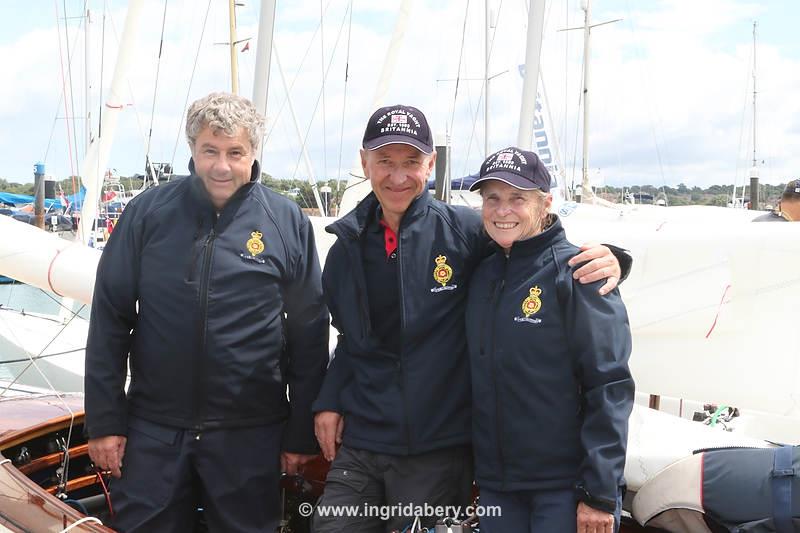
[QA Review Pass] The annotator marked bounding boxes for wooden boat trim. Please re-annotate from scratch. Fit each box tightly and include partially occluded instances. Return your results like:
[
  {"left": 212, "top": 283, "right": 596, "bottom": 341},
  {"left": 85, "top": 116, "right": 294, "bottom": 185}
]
[
  {"left": 0, "top": 456, "right": 110, "bottom": 531},
  {"left": 45, "top": 473, "right": 97, "bottom": 495},
  {"left": 17, "top": 443, "right": 89, "bottom": 475},
  {"left": 0, "top": 413, "right": 84, "bottom": 451}
]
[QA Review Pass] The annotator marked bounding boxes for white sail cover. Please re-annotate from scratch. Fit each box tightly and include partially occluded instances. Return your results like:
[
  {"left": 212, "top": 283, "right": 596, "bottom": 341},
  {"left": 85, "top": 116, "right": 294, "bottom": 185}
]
[
  {"left": 560, "top": 203, "right": 800, "bottom": 423},
  {"left": 0, "top": 216, "right": 100, "bottom": 304}
]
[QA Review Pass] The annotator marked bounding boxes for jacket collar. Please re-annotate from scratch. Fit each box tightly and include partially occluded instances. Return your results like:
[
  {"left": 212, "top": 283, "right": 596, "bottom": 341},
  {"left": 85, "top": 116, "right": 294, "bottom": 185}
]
[
  {"left": 491, "top": 214, "right": 565, "bottom": 259},
  {"left": 327, "top": 191, "right": 432, "bottom": 240}
]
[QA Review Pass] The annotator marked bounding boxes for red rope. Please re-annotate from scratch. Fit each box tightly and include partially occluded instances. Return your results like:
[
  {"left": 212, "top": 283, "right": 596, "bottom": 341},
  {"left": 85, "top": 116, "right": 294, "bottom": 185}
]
[
  {"left": 705, "top": 284, "right": 731, "bottom": 338},
  {"left": 94, "top": 468, "right": 114, "bottom": 518},
  {"left": 47, "top": 248, "right": 64, "bottom": 297}
]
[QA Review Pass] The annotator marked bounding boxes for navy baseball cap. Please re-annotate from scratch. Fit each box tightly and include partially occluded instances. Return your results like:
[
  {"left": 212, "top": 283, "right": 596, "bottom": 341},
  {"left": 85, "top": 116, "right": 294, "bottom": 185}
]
[
  {"left": 469, "top": 147, "right": 551, "bottom": 192},
  {"left": 362, "top": 105, "right": 434, "bottom": 155}
]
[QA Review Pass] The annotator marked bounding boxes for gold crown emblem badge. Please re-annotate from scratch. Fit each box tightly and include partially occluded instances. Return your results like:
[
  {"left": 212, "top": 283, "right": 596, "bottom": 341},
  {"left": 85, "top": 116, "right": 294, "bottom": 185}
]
[
  {"left": 246, "top": 231, "right": 265, "bottom": 256},
  {"left": 433, "top": 255, "right": 453, "bottom": 287},
  {"left": 521, "top": 286, "right": 543, "bottom": 317}
]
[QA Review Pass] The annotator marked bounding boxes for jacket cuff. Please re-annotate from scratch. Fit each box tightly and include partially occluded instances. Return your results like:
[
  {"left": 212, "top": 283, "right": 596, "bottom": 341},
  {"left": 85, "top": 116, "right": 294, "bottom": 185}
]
[
  {"left": 574, "top": 484, "right": 618, "bottom": 514},
  {"left": 311, "top": 396, "right": 342, "bottom": 415},
  {"left": 86, "top": 421, "right": 128, "bottom": 440},
  {"left": 603, "top": 244, "right": 633, "bottom": 283},
  {"left": 281, "top": 416, "right": 320, "bottom": 455}
]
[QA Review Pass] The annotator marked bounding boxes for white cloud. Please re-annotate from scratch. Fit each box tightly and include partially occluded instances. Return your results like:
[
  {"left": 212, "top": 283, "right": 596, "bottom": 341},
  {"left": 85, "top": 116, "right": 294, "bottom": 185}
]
[{"left": 1, "top": 0, "right": 798, "bottom": 189}]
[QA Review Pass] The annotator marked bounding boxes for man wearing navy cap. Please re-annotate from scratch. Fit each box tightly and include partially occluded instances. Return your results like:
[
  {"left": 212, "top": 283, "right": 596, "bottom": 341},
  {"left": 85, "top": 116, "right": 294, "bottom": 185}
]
[
  {"left": 311, "top": 105, "right": 629, "bottom": 532},
  {"left": 753, "top": 179, "right": 800, "bottom": 222}
]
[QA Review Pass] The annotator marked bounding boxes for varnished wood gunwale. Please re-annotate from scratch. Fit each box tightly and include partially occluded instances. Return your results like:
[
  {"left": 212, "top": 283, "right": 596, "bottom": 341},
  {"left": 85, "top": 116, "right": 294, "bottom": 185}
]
[
  {"left": 0, "top": 394, "right": 85, "bottom": 450},
  {"left": 44, "top": 473, "right": 98, "bottom": 495},
  {"left": 0, "top": 457, "right": 110, "bottom": 531},
  {"left": 17, "top": 443, "right": 89, "bottom": 475}
]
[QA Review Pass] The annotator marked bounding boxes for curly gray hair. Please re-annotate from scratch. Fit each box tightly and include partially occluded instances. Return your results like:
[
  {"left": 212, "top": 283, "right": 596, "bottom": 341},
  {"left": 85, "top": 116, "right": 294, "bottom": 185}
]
[{"left": 185, "top": 92, "right": 265, "bottom": 152}]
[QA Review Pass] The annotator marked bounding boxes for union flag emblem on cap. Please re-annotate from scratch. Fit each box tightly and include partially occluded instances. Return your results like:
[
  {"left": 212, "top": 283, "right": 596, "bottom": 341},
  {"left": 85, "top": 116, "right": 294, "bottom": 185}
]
[
  {"left": 391, "top": 114, "right": 408, "bottom": 124},
  {"left": 497, "top": 151, "right": 514, "bottom": 162}
]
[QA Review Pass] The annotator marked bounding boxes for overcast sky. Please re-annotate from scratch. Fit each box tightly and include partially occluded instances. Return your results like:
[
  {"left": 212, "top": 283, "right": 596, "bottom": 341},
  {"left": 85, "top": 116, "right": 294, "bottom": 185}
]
[{"left": 1, "top": 0, "right": 798, "bottom": 190}]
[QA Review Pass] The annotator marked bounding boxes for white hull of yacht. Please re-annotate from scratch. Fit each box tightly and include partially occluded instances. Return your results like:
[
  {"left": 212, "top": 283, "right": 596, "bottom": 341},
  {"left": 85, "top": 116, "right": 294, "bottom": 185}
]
[{"left": 0, "top": 307, "right": 88, "bottom": 393}]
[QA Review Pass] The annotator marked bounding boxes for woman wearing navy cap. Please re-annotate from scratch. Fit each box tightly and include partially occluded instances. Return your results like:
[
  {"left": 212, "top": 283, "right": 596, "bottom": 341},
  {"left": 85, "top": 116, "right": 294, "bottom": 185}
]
[{"left": 465, "top": 147, "right": 634, "bottom": 533}]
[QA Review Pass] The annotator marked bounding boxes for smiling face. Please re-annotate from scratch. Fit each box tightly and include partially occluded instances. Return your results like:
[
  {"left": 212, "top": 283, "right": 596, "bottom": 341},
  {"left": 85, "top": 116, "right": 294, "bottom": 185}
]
[
  {"left": 361, "top": 143, "right": 436, "bottom": 228},
  {"left": 190, "top": 125, "right": 255, "bottom": 210},
  {"left": 480, "top": 180, "right": 552, "bottom": 252}
]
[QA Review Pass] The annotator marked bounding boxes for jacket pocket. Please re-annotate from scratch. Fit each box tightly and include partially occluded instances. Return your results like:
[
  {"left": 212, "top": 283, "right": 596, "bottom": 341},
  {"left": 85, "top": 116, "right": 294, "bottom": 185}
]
[
  {"left": 322, "top": 467, "right": 370, "bottom": 494},
  {"left": 127, "top": 417, "right": 180, "bottom": 446}
]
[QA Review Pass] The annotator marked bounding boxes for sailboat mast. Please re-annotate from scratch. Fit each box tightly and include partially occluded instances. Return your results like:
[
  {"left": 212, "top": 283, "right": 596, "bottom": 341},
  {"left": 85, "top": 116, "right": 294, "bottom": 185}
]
[
  {"left": 517, "top": 0, "right": 546, "bottom": 150},
  {"left": 85, "top": 7, "right": 92, "bottom": 154},
  {"left": 229, "top": 0, "right": 240, "bottom": 95},
  {"left": 252, "top": 0, "right": 276, "bottom": 162},
  {"left": 76, "top": 0, "right": 145, "bottom": 244},
  {"left": 747, "top": 20, "right": 760, "bottom": 210},
  {"left": 580, "top": 0, "right": 592, "bottom": 202},
  {"left": 752, "top": 21, "right": 757, "bottom": 169},
  {"left": 485, "top": 0, "right": 490, "bottom": 157}
]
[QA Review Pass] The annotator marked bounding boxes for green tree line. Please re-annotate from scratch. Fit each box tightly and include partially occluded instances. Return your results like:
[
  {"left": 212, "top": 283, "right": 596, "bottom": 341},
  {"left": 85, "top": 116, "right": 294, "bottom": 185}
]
[
  {"left": 1, "top": 176, "right": 788, "bottom": 211},
  {"left": 0, "top": 174, "right": 347, "bottom": 214},
  {"left": 595, "top": 182, "right": 788, "bottom": 208}
]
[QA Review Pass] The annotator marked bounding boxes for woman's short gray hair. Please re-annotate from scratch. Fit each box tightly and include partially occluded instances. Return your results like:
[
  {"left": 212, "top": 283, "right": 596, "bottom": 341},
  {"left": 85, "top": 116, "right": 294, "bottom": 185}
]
[{"left": 186, "top": 92, "right": 265, "bottom": 152}]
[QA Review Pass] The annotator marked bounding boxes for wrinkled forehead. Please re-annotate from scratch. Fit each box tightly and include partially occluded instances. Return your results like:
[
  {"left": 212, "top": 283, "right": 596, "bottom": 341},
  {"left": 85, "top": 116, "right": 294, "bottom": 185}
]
[
  {"left": 197, "top": 125, "right": 251, "bottom": 145},
  {"left": 480, "top": 179, "right": 535, "bottom": 194}
]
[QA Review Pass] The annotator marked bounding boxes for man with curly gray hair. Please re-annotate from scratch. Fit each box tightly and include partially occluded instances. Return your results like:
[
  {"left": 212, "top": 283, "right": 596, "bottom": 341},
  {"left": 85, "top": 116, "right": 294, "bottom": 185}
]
[{"left": 85, "top": 91, "right": 329, "bottom": 531}]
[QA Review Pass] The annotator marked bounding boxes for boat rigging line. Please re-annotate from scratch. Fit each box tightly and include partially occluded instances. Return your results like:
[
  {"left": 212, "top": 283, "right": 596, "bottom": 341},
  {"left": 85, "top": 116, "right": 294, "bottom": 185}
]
[
  {"left": 263, "top": 0, "right": 334, "bottom": 145},
  {"left": 446, "top": 0, "right": 471, "bottom": 144},
  {"left": 732, "top": 21, "right": 758, "bottom": 206},
  {"left": 50, "top": 0, "right": 85, "bottom": 194},
  {"left": 0, "top": 347, "right": 86, "bottom": 366},
  {"left": 169, "top": 0, "right": 213, "bottom": 169},
  {"left": 335, "top": 0, "right": 354, "bottom": 199},
  {"left": 63, "top": 0, "right": 86, "bottom": 181},
  {"left": 320, "top": 0, "right": 328, "bottom": 188},
  {"left": 454, "top": 0, "right": 505, "bottom": 182},
  {"left": 251, "top": 0, "right": 348, "bottom": 215},
  {"left": 283, "top": 3, "right": 352, "bottom": 202},
  {"left": 0, "top": 303, "right": 86, "bottom": 398},
  {"left": 144, "top": 0, "right": 170, "bottom": 186}
]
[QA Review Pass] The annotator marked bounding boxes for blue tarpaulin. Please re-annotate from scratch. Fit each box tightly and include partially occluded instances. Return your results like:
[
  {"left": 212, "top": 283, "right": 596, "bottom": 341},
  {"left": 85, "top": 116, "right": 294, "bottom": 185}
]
[
  {"left": 426, "top": 173, "right": 479, "bottom": 191},
  {"left": 0, "top": 187, "right": 85, "bottom": 210}
]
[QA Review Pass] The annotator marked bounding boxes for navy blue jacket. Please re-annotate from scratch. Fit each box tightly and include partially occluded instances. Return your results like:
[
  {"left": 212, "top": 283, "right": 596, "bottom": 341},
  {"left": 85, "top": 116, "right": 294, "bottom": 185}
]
[
  {"left": 312, "top": 192, "right": 486, "bottom": 455},
  {"left": 465, "top": 216, "right": 634, "bottom": 512},
  {"left": 85, "top": 161, "right": 329, "bottom": 454}
]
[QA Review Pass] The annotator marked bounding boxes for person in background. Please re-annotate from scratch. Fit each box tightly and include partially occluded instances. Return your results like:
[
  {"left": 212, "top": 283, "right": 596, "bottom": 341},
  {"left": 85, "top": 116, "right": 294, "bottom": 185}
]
[
  {"left": 465, "top": 147, "right": 634, "bottom": 533},
  {"left": 752, "top": 179, "right": 800, "bottom": 222},
  {"left": 312, "top": 104, "right": 631, "bottom": 533},
  {"left": 85, "top": 92, "right": 329, "bottom": 532}
]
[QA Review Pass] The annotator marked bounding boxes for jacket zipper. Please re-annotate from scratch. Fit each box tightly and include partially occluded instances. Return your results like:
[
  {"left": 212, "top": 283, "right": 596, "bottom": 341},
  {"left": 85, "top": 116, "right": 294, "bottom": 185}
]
[
  {"left": 193, "top": 227, "right": 216, "bottom": 429},
  {"left": 396, "top": 229, "right": 414, "bottom": 454},
  {"left": 489, "top": 256, "right": 508, "bottom": 486},
  {"left": 344, "top": 235, "right": 370, "bottom": 339}
]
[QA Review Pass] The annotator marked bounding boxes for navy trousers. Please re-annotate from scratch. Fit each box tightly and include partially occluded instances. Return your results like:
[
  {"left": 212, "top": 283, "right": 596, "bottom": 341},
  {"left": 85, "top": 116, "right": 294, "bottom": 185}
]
[
  {"left": 109, "top": 417, "right": 283, "bottom": 532},
  {"left": 312, "top": 445, "right": 474, "bottom": 533},
  {"left": 478, "top": 487, "right": 621, "bottom": 533}
]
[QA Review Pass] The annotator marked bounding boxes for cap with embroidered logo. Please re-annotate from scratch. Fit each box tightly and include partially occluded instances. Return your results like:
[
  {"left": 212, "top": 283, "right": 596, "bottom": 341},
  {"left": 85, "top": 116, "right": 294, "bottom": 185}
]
[
  {"left": 362, "top": 105, "right": 434, "bottom": 155},
  {"left": 469, "top": 147, "right": 552, "bottom": 192},
  {"left": 783, "top": 179, "right": 800, "bottom": 198}
]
